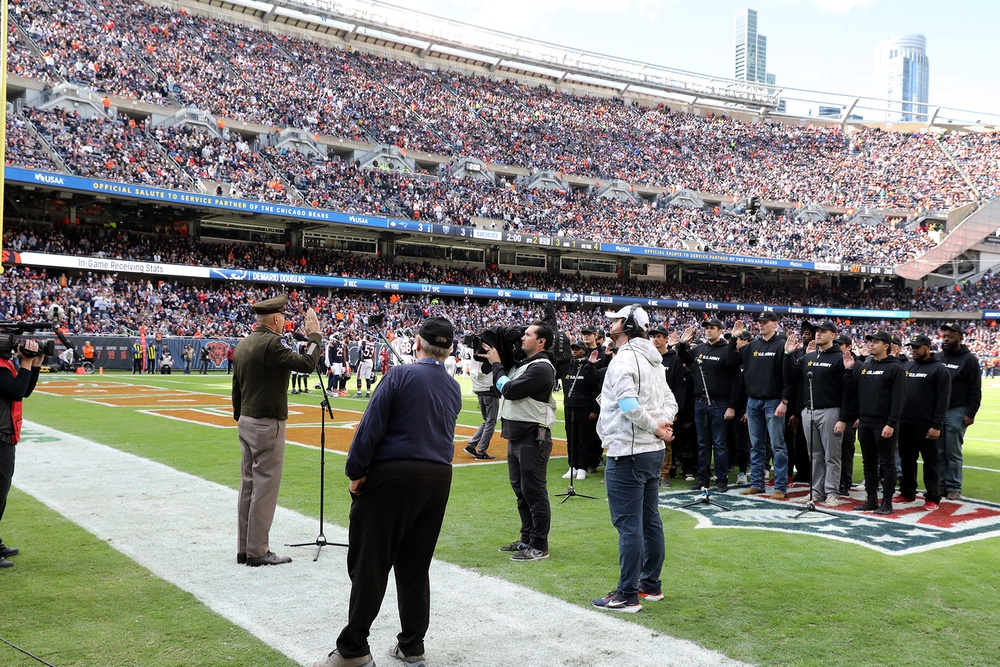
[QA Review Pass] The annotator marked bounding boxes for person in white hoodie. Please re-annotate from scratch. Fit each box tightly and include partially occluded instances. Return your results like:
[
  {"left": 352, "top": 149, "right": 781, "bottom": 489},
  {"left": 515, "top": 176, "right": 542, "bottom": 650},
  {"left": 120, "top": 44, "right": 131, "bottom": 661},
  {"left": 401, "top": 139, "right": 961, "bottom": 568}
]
[{"left": 593, "top": 305, "right": 677, "bottom": 614}]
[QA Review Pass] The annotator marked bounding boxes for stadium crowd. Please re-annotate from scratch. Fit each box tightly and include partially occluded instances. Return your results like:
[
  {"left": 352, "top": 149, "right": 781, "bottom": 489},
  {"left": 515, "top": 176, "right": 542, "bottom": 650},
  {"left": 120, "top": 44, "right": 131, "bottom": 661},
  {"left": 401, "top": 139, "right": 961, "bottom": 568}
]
[
  {"left": 3, "top": 0, "right": 998, "bottom": 218},
  {"left": 7, "top": 106, "right": 937, "bottom": 264},
  {"left": 2, "top": 264, "right": 999, "bottom": 363},
  {"left": 2, "top": 220, "right": 993, "bottom": 313}
]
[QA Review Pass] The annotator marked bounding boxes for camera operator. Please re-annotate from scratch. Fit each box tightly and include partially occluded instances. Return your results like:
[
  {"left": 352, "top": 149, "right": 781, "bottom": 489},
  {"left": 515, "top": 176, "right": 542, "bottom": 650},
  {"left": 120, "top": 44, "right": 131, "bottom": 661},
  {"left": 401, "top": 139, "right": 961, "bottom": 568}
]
[
  {"left": 463, "top": 345, "right": 499, "bottom": 460},
  {"left": 482, "top": 322, "right": 557, "bottom": 563},
  {"left": 0, "top": 339, "right": 45, "bottom": 568}
]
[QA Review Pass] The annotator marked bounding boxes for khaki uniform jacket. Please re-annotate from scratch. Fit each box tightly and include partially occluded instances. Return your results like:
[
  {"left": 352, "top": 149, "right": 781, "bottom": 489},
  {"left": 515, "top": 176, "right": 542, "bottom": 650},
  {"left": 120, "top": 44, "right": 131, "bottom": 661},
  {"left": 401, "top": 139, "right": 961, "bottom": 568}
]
[{"left": 232, "top": 327, "right": 322, "bottom": 421}]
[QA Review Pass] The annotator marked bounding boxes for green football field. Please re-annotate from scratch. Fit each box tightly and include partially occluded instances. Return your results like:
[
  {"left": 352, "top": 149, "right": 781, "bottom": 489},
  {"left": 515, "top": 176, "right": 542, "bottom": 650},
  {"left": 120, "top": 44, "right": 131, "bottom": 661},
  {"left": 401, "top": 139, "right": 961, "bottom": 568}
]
[{"left": 2, "top": 372, "right": 1000, "bottom": 667}]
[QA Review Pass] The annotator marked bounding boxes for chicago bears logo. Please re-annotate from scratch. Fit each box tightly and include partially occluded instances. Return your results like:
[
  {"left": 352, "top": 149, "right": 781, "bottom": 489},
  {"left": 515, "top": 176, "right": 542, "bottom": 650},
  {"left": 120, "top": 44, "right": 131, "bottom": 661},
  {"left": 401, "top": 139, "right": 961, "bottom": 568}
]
[
  {"left": 1, "top": 249, "right": 21, "bottom": 265},
  {"left": 204, "top": 341, "right": 230, "bottom": 367}
]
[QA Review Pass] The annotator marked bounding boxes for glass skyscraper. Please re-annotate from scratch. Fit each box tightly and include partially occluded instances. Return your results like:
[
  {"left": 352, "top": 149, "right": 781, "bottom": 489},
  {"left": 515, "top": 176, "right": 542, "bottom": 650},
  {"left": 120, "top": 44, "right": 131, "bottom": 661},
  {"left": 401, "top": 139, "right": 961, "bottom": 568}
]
[{"left": 875, "top": 35, "right": 930, "bottom": 122}]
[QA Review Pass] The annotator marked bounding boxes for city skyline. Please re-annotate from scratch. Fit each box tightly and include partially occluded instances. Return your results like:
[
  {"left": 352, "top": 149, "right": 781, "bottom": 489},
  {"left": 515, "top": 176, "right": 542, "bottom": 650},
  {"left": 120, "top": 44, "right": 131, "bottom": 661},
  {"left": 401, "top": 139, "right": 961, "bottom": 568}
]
[{"left": 397, "top": 0, "right": 999, "bottom": 120}]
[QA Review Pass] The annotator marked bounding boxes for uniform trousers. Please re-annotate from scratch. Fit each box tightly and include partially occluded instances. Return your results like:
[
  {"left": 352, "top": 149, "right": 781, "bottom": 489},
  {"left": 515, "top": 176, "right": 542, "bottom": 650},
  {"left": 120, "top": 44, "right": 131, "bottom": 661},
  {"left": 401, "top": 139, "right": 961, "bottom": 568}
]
[
  {"left": 839, "top": 422, "right": 857, "bottom": 492},
  {"left": 800, "top": 407, "right": 843, "bottom": 499},
  {"left": 336, "top": 460, "right": 452, "bottom": 660},
  {"left": 857, "top": 423, "right": 896, "bottom": 501},
  {"left": 898, "top": 422, "right": 942, "bottom": 503},
  {"left": 237, "top": 416, "right": 286, "bottom": 558}
]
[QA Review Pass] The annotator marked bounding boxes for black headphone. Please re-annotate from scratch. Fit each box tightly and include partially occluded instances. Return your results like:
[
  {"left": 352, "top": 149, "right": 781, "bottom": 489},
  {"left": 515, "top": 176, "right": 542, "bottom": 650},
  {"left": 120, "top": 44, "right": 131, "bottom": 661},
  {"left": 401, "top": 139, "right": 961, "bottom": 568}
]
[{"left": 622, "top": 305, "right": 642, "bottom": 338}]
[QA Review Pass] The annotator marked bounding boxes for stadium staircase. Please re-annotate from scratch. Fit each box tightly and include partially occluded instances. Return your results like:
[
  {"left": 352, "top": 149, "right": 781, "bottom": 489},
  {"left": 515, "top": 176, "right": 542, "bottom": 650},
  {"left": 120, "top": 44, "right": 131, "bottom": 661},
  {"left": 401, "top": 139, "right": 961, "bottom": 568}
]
[
  {"left": 13, "top": 103, "right": 71, "bottom": 174},
  {"left": 896, "top": 199, "right": 1000, "bottom": 280}
]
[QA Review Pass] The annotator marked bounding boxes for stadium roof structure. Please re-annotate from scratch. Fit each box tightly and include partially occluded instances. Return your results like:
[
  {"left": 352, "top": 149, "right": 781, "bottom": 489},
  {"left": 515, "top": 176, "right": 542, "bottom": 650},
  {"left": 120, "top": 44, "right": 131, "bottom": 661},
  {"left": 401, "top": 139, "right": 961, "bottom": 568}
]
[{"left": 209, "top": 0, "right": 781, "bottom": 109}]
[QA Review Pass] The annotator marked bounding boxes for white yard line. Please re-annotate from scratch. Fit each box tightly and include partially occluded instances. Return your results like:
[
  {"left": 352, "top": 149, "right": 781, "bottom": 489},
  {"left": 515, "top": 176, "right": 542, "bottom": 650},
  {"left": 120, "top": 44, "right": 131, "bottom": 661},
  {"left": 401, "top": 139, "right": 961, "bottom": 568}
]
[{"left": 14, "top": 422, "right": 749, "bottom": 667}]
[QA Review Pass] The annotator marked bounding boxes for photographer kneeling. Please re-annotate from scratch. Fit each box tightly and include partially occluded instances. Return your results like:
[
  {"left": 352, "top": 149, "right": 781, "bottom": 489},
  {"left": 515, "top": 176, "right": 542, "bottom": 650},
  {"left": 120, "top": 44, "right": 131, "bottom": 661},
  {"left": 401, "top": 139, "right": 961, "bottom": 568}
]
[
  {"left": 483, "top": 322, "right": 557, "bottom": 563},
  {"left": 0, "top": 339, "right": 45, "bottom": 568},
  {"left": 593, "top": 306, "right": 676, "bottom": 613}
]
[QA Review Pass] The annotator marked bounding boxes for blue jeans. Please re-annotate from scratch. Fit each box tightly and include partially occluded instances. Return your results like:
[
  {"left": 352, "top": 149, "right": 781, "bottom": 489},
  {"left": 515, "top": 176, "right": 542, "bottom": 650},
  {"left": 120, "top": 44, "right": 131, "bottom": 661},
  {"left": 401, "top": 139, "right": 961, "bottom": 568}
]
[
  {"left": 694, "top": 400, "right": 729, "bottom": 485},
  {"left": 605, "top": 450, "right": 665, "bottom": 596},
  {"left": 939, "top": 407, "right": 967, "bottom": 493},
  {"left": 746, "top": 397, "right": 788, "bottom": 492}
]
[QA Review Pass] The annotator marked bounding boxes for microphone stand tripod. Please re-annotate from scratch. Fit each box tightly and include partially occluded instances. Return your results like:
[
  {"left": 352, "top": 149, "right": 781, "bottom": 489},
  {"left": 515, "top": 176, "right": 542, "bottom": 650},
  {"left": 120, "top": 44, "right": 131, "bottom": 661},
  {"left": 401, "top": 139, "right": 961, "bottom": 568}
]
[
  {"left": 287, "top": 361, "right": 349, "bottom": 560},
  {"left": 681, "top": 357, "right": 730, "bottom": 511},
  {"left": 793, "top": 370, "right": 839, "bottom": 519},
  {"left": 555, "top": 358, "right": 596, "bottom": 503}
]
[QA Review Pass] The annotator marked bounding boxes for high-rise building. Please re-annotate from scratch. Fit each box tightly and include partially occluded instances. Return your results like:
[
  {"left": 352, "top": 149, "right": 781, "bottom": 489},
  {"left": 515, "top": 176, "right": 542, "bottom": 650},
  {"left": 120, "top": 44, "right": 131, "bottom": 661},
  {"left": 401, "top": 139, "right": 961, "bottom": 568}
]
[
  {"left": 875, "top": 35, "right": 930, "bottom": 122},
  {"left": 735, "top": 8, "right": 784, "bottom": 111},
  {"left": 734, "top": 8, "right": 767, "bottom": 83}
]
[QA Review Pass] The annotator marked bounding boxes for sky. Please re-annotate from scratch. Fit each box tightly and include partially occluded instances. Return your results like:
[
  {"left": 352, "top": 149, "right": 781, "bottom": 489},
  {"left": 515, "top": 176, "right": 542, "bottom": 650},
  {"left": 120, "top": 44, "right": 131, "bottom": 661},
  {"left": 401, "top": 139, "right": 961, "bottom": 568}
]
[{"left": 384, "top": 0, "right": 1000, "bottom": 123}]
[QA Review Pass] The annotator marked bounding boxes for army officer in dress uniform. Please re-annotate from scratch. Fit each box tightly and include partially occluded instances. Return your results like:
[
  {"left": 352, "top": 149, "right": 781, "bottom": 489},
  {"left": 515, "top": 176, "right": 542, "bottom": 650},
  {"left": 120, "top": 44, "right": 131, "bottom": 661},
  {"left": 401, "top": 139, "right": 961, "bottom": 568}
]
[{"left": 232, "top": 294, "right": 322, "bottom": 566}]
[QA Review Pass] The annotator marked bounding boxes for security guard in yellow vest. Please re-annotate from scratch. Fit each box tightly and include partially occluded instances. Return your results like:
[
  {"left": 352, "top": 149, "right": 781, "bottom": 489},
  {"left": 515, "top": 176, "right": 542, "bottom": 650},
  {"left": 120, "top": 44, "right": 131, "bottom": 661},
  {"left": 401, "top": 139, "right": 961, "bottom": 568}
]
[
  {"left": 232, "top": 294, "right": 321, "bottom": 566},
  {"left": 132, "top": 341, "right": 144, "bottom": 374}
]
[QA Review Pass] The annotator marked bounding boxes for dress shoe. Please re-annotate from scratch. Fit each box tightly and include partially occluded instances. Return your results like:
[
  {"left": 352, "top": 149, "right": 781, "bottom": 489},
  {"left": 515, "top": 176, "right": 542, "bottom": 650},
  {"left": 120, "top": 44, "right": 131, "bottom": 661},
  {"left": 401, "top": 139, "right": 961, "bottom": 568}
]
[
  {"left": 0, "top": 545, "right": 19, "bottom": 558},
  {"left": 313, "top": 650, "right": 375, "bottom": 667},
  {"left": 237, "top": 552, "right": 247, "bottom": 565},
  {"left": 0, "top": 557, "right": 12, "bottom": 568},
  {"left": 246, "top": 551, "right": 292, "bottom": 567}
]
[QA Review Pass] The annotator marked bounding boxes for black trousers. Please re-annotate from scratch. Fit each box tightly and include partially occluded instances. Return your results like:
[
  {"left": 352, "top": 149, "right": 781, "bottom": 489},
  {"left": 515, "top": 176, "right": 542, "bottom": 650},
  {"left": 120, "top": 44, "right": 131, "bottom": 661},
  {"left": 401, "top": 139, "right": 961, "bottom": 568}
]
[
  {"left": 507, "top": 431, "right": 552, "bottom": 552},
  {"left": 337, "top": 460, "right": 452, "bottom": 659},
  {"left": 839, "top": 422, "right": 857, "bottom": 490},
  {"left": 897, "top": 422, "right": 942, "bottom": 503},
  {"left": 564, "top": 406, "right": 590, "bottom": 470},
  {"left": 857, "top": 423, "right": 897, "bottom": 500},
  {"left": 0, "top": 439, "right": 15, "bottom": 542}
]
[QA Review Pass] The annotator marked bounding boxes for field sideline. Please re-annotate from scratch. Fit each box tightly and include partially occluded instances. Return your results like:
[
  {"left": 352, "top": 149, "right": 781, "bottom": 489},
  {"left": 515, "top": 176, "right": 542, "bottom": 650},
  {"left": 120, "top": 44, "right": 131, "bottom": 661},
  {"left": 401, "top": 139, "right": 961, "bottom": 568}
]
[{"left": 3, "top": 372, "right": 1000, "bottom": 667}]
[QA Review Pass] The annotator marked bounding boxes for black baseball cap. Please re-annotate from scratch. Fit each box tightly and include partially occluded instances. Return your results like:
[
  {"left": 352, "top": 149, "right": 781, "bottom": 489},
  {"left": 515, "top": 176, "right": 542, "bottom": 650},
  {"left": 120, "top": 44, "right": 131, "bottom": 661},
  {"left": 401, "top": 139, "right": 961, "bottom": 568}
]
[
  {"left": 570, "top": 339, "right": 587, "bottom": 349},
  {"left": 815, "top": 320, "right": 838, "bottom": 333},
  {"left": 906, "top": 334, "right": 934, "bottom": 347},
  {"left": 702, "top": 317, "right": 724, "bottom": 328},
  {"left": 800, "top": 319, "right": 817, "bottom": 331},
  {"left": 597, "top": 329, "right": 607, "bottom": 338},
  {"left": 582, "top": 324, "right": 597, "bottom": 334},
  {"left": 865, "top": 331, "right": 892, "bottom": 344},
  {"left": 834, "top": 334, "right": 852, "bottom": 346},
  {"left": 891, "top": 335, "right": 902, "bottom": 347},
  {"left": 756, "top": 311, "right": 779, "bottom": 322},
  {"left": 940, "top": 323, "right": 964, "bottom": 333},
  {"left": 737, "top": 330, "right": 753, "bottom": 341},
  {"left": 417, "top": 316, "right": 454, "bottom": 347},
  {"left": 649, "top": 325, "right": 670, "bottom": 337}
]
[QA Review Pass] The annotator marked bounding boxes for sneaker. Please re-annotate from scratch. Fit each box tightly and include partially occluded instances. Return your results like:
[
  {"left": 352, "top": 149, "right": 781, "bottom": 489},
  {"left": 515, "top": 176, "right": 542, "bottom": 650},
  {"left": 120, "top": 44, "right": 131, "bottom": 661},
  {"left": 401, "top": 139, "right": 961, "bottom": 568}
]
[
  {"left": 463, "top": 444, "right": 478, "bottom": 457},
  {"left": 561, "top": 469, "right": 573, "bottom": 479},
  {"left": 873, "top": 503, "right": 893, "bottom": 516},
  {"left": 892, "top": 494, "right": 915, "bottom": 504},
  {"left": 575, "top": 469, "right": 586, "bottom": 480},
  {"left": 740, "top": 487, "right": 763, "bottom": 495},
  {"left": 822, "top": 496, "right": 845, "bottom": 508},
  {"left": 765, "top": 477, "right": 776, "bottom": 487},
  {"left": 365, "top": 392, "right": 371, "bottom": 398},
  {"left": 684, "top": 474, "right": 696, "bottom": 482},
  {"left": 291, "top": 389, "right": 299, "bottom": 394},
  {"left": 510, "top": 547, "right": 548, "bottom": 562},
  {"left": 658, "top": 478, "right": 671, "bottom": 488},
  {"left": 923, "top": 501, "right": 940, "bottom": 511},
  {"left": 717, "top": 482, "right": 729, "bottom": 494},
  {"left": 637, "top": 585, "right": 664, "bottom": 602},
  {"left": 770, "top": 491, "right": 787, "bottom": 501},
  {"left": 736, "top": 472, "right": 748, "bottom": 485},
  {"left": 312, "top": 650, "right": 375, "bottom": 667},
  {"left": 498, "top": 541, "right": 529, "bottom": 553},
  {"left": 946, "top": 490, "right": 962, "bottom": 501},
  {"left": 388, "top": 643, "right": 426, "bottom": 666},
  {"left": 327, "top": 390, "right": 339, "bottom": 397},
  {"left": 354, "top": 391, "right": 363, "bottom": 398},
  {"left": 339, "top": 391, "right": 349, "bottom": 397},
  {"left": 473, "top": 452, "right": 496, "bottom": 460},
  {"left": 592, "top": 589, "right": 642, "bottom": 613},
  {"left": 690, "top": 482, "right": 707, "bottom": 491}
]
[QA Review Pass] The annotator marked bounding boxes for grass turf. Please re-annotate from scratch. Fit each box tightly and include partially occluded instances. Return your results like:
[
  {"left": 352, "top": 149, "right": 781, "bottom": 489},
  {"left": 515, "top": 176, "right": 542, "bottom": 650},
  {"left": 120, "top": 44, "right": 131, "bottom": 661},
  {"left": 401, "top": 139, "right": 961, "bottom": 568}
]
[{"left": 4, "top": 372, "right": 1000, "bottom": 666}]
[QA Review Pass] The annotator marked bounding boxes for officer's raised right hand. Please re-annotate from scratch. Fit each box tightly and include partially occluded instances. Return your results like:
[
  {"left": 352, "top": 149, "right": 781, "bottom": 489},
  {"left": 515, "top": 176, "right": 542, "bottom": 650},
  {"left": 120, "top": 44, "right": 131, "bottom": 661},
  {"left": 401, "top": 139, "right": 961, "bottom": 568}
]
[{"left": 304, "top": 308, "right": 320, "bottom": 335}]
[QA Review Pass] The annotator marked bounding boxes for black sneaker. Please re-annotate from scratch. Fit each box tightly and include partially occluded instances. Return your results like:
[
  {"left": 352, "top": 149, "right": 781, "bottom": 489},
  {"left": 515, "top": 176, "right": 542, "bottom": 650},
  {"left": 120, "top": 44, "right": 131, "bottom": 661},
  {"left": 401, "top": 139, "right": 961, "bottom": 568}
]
[
  {"left": 498, "top": 541, "right": 529, "bottom": 552},
  {"left": 717, "top": 482, "right": 729, "bottom": 494},
  {"left": 0, "top": 545, "right": 19, "bottom": 558},
  {"left": 463, "top": 444, "right": 478, "bottom": 457},
  {"left": 592, "top": 589, "right": 641, "bottom": 613},
  {"left": 510, "top": 547, "right": 548, "bottom": 562},
  {"left": 873, "top": 503, "right": 893, "bottom": 516},
  {"left": 473, "top": 452, "right": 496, "bottom": 460}
]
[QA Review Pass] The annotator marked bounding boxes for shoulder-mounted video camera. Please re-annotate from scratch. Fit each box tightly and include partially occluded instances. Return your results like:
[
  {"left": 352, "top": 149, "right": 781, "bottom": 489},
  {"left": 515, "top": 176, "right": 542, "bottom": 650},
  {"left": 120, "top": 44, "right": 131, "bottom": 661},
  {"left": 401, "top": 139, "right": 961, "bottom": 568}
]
[
  {"left": 0, "top": 321, "right": 57, "bottom": 361},
  {"left": 465, "top": 325, "right": 526, "bottom": 372}
]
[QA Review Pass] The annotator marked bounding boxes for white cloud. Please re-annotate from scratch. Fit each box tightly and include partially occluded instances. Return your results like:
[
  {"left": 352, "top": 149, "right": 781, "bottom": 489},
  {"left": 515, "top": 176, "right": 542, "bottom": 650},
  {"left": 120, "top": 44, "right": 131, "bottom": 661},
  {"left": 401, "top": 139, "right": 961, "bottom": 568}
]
[{"left": 811, "top": 0, "right": 879, "bottom": 13}]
